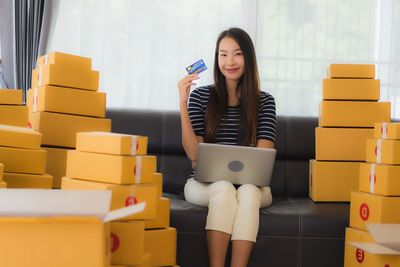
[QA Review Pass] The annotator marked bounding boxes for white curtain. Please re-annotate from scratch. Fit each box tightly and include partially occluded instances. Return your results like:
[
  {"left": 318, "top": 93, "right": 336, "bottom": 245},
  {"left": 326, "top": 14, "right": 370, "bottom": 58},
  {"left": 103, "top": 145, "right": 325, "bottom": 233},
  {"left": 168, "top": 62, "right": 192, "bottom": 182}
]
[
  {"left": 46, "top": 0, "right": 400, "bottom": 118},
  {"left": 46, "top": 0, "right": 256, "bottom": 110}
]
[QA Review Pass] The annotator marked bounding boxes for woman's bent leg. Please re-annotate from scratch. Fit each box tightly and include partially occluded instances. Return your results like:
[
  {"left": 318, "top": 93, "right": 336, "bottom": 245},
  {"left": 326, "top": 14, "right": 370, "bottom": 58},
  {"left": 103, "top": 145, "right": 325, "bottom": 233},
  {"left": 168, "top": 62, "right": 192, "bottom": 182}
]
[
  {"left": 230, "top": 184, "right": 272, "bottom": 267},
  {"left": 184, "top": 179, "right": 238, "bottom": 267}
]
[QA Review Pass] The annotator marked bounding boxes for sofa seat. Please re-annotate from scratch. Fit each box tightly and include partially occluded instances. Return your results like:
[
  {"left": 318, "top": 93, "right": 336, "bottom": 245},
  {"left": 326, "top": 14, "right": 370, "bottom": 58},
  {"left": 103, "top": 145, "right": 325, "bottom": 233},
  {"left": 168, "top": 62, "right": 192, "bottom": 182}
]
[{"left": 166, "top": 192, "right": 349, "bottom": 267}]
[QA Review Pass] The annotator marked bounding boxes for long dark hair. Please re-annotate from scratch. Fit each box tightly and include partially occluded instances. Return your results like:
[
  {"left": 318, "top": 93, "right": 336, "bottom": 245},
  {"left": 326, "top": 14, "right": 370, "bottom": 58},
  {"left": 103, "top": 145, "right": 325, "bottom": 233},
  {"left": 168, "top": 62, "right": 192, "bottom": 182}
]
[{"left": 205, "top": 28, "right": 261, "bottom": 146}]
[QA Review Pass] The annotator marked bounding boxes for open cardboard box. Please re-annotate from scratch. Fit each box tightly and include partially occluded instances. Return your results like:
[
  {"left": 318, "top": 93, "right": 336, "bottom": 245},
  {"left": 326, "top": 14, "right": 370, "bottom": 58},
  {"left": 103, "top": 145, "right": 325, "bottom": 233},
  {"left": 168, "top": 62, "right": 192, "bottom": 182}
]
[
  {"left": 348, "top": 223, "right": 400, "bottom": 255},
  {"left": 0, "top": 189, "right": 145, "bottom": 267}
]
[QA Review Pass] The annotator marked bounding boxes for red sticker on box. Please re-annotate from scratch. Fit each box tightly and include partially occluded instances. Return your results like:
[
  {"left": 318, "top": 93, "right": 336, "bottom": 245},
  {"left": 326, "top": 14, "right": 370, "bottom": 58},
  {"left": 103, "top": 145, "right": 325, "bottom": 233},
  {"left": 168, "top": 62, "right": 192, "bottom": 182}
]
[
  {"left": 125, "top": 195, "right": 138, "bottom": 207},
  {"left": 356, "top": 249, "right": 364, "bottom": 263},
  {"left": 359, "top": 203, "right": 370, "bottom": 221},
  {"left": 110, "top": 232, "right": 120, "bottom": 253}
]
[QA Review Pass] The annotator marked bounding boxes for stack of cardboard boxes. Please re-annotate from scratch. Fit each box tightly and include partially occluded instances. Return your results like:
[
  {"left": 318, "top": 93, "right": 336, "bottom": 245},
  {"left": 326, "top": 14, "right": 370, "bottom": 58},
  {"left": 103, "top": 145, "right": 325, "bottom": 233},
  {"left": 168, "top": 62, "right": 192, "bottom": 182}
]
[
  {"left": 310, "top": 64, "right": 391, "bottom": 201},
  {"left": 344, "top": 123, "right": 400, "bottom": 266},
  {"left": 61, "top": 131, "right": 178, "bottom": 267},
  {"left": 0, "top": 124, "right": 51, "bottom": 188},
  {"left": 0, "top": 89, "right": 51, "bottom": 188},
  {"left": 0, "top": 89, "right": 28, "bottom": 126},
  {"left": 27, "top": 52, "right": 111, "bottom": 188}
]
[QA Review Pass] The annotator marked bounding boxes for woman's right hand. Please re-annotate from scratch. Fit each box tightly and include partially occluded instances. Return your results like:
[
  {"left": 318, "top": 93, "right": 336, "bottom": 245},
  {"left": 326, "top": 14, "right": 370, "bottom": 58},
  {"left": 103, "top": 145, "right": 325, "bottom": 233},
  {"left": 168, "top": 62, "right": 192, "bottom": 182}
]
[{"left": 178, "top": 74, "right": 199, "bottom": 107}]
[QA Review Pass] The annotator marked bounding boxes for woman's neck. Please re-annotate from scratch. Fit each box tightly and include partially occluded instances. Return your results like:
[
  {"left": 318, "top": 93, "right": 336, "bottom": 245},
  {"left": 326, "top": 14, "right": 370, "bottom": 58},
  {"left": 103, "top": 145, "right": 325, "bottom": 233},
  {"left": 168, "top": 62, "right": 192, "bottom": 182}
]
[{"left": 226, "top": 79, "right": 239, "bottom": 106}]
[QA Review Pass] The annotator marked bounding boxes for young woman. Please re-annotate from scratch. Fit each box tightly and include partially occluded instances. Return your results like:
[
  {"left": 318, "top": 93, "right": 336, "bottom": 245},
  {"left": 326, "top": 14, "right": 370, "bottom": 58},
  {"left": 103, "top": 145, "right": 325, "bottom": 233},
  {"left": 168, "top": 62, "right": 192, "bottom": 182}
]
[{"left": 178, "top": 27, "right": 276, "bottom": 267}]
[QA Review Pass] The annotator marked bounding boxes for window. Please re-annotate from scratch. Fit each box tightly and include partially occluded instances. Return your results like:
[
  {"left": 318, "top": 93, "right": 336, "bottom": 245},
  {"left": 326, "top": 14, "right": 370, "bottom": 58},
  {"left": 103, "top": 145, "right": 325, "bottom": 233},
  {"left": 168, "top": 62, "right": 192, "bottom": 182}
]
[{"left": 47, "top": 0, "right": 400, "bottom": 118}]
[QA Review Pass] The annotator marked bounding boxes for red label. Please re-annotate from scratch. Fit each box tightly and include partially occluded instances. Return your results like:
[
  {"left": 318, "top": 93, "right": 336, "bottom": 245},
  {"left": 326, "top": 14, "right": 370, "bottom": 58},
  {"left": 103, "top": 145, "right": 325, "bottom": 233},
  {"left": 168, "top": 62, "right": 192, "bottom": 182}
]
[
  {"left": 136, "top": 142, "right": 139, "bottom": 152},
  {"left": 125, "top": 195, "right": 138, "bottom": 207},
  {"left": 369, "top": 174, "right": 377, "bottom": 185},
  {"left": 134, "top": 165, "right": 136, "bottom": 176},
  {"left": 356, "top": 249, "right": 364, "bottom": 263},
  {"left": 110, "top": 232, "right": 120, "bottom": 253},
  {"left": 359, "top": 203, "right": 370, "bottom": 221},
  {"left": 28, "top": 122, "right": 32, "bottom": 129},
  {"left": 374, "top": 146, "right": 378, "bottom": 156}
]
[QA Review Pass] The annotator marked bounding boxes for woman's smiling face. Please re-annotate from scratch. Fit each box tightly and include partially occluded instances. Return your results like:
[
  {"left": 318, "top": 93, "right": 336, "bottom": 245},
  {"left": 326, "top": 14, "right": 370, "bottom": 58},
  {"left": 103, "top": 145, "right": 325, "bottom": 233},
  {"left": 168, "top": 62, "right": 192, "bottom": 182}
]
[{"left": 218, "top": 37, "right": 245, "bottom": 83}]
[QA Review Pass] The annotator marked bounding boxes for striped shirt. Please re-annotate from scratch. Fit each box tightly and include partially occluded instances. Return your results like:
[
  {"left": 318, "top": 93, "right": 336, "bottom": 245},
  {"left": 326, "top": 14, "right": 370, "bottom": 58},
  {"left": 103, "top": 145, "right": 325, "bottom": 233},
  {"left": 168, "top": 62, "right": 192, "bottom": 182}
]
[{"left": 188, "top": 85, "right": 276, "bottom": 145}]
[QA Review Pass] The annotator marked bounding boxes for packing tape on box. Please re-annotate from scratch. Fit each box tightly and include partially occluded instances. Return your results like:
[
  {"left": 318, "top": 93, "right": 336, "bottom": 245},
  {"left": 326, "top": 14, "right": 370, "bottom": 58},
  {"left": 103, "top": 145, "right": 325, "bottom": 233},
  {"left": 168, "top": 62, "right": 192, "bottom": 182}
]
[
  {"left": 369, "top": 163, "right": 376, "bottom": 193},
  {"left": 130, "top": 136, "right": 138, "bottom": 155},
  {"left": 376, "top": 139, "right": 382, "bottom": 163},
  {"left": 33, "top": 88, "right": 38, "bottom": 112},
  {"left": 381, "top": 122, "right": 387, "bottom": 139},
  {"left": 135, "top": 156, "right": 142, "bottom": 184},
  {"left": 38, "top": 67, "right": 43, "bottom": 87},
  {"left": 44, "top": 54, "right": 49, "bottom": 64}
]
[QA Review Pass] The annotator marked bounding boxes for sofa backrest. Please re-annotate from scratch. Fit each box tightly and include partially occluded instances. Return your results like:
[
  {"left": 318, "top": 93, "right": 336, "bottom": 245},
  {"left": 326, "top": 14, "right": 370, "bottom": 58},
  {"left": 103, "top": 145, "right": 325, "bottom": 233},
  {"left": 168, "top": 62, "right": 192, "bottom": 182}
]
[{"left": 106, "top": 108, "right": 318, "bottom": 198}]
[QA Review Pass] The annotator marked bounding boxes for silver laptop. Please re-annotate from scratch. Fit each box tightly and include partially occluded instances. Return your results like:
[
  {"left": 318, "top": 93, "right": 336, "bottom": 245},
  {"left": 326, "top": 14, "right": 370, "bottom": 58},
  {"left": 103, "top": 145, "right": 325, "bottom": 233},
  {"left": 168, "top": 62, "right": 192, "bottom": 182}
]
[{"left": 194, "top": 143, "right": 276, "bottom": 187}]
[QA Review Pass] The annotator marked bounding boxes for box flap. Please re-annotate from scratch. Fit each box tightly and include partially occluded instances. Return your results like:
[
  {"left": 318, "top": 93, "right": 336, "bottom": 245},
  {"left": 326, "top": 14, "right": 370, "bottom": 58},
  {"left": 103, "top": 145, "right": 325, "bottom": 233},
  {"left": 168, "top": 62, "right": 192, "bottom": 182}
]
[
  {"left": 347, "top": 224, "right": 400, "bottom": 255},
  {"left": 0, "top": 189, "right": 111, "bottom": 217},
  {"left": 102, "top": 202, "right": 145, "bottom": 222}
]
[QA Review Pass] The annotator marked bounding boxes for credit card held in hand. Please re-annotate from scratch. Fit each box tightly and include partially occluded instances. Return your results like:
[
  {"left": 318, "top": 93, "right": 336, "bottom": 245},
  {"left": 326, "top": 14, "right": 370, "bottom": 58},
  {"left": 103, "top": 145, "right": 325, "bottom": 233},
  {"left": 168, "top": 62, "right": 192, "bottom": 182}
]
[{"left": 186, "top": 59, "right": 207, "bottom": 75}]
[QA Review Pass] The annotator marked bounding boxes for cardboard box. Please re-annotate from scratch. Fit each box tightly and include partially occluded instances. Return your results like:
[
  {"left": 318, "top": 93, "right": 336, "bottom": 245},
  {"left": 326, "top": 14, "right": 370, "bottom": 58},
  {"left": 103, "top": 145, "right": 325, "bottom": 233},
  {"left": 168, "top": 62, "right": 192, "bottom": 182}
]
[
  {"left": 131, "top": 254, "right": 151, "bottom": 267},
  {"left": 0, "top": 105, "right": 28, "bottom": 127},
  {"left": 309, "top": 160, "right": 359, "bottom": 202},
  {"left": 366, "top": 139, "right": 400, "bottom": 165},
  {"left": 0, "top": 189, "right": 145, "bottom": 267},
  {"left": 3, "top": 172, "right": 53, "bottom": 189},
  {"left": 315, "top": 127, "right": 374, "bottom": 161},
  {"left": 327, "top": 64, "right": 375, "bottom": 79},
  {"left": 319, "top": 101, "right": 390, "bottom": 127},
  {"left": 144, "top": 197, "right": 170, "bottom": 229},
  {"left": 359, "top": 163, "right": 400, "bottom": 196},
  {"left": 0, "top": 124, "right": 42, "bottom": 150},
  {"left": 43, "top": 147, "right": 69, "bottom": 189},
  {"left": 0, "top": 162, "right": 4, "bottom": 182},
  {"left": 144, "top": 228, "right": 177, "bottom": 267},
  {"left": 322, "top": 79, "right": 380, "bottom": 101},
  {"left": 76, "top": 132, "right": 148, "bottom": 155},
  {"left": 66, "top": 150, "right": 156, "bottom": 184},
  {"left": 62, "top": 177, "right": 157, "bottom": 220},
  {"left": 349, "top": 191, "right": 400, "bottom": 231},
  {"left": 345, "top": 225, "right": 400, "bottom": 266},
  {"left": 374, "top": 122, "right": 400, "bottom": 140},
  {"left": 153, "top": 172, "right": 163, "bottom": 198},
  {"left": 37, "top": 52, "right": 92, "bottom": 70},
  {"left": 29, "top": 111, "right": 111, "bottom": 148},
  {"left": 0, "top": 181, "right": 6, "bottom": 188},
  {"left": 0, "top": 146, "right": 47, "bottom": 174},
  {"left": 27, "top": 86, "right": 106, "bottom": 117},
  {"left": 32, "top": 64, "right": 99, "bottom": 91},
  {"left": 0, "top": 89, "right": 22, "bottom": 105},
  {"left": 111, "top": 221, "right": 145, "bottom": 265}
]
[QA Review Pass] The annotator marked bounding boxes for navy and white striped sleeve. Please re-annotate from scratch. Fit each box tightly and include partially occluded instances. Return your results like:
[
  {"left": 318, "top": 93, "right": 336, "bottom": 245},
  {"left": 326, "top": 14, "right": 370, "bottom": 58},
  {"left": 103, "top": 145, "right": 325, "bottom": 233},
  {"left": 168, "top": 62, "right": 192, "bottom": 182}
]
[
  {"left": 257, "top": 91, "right": 277, "bottom": 143},
  {"left": 188, "top": 88, "right": 205, "bottom": 136}
]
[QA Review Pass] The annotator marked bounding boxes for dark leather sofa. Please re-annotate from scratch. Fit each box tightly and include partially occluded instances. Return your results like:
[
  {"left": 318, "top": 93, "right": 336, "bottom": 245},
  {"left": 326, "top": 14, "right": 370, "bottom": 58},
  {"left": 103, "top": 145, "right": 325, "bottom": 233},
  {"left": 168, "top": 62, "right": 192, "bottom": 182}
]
[{"left": 107, "top": 108, "right": 350, "bottom": 267}]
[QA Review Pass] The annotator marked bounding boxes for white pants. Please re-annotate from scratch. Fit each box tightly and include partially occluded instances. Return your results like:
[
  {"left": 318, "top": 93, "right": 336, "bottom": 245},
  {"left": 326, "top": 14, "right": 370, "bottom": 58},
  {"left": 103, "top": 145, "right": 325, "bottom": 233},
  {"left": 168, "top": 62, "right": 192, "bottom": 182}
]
[{"left": 184, "top": 178, "right": 272, "bottom": 242}]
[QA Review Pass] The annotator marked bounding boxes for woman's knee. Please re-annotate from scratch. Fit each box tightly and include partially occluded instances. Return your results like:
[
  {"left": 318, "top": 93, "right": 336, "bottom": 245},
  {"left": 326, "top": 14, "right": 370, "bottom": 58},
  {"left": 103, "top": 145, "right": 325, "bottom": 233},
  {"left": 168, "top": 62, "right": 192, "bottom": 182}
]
[{"left": 237, "top": 184, "right": 261, "bottom": 203}]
